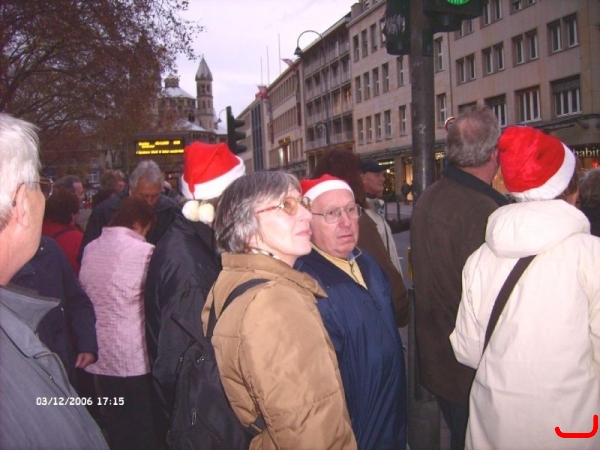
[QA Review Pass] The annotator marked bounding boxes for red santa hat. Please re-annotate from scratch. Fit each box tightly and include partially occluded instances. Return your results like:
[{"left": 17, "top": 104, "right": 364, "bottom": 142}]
[
  {"left": 300, "top": 174, "right": 353, "bottom": 201},
  {"left": 180, "top": 141, "right": 245, "bottom": 201},
  {"left": 498, "top": 126, "right": 575, "bottom": 202}
]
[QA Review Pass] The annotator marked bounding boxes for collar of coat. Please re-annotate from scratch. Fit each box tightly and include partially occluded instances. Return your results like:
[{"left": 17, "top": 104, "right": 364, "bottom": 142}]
[
  {"left": 443, "top": 164, "right": 509, "bottom": 207},
  {"left": 0, "top": 285, "right": 59, "bottom": 354},
  {"left": 222, "top": 252, "right": 327, "bottom": 299}
]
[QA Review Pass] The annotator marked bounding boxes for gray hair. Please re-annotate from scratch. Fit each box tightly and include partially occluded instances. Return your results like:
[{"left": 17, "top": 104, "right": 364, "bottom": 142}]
[
  {"left": 446, "top": 105, "right": 500, "bottom": 167},
  {"left": 0, "top": 113, "right": 40, "bottom": 231},
  {"left": 215, "top": 171, "right": 300, "bottom": 254},
  {"left": 129, "top": 160, "right": 164, "bottom": 189},
  {"left": 55, "top": 175, "right": 82, "bottom": 193},
  {"left": 579, "top": 168, "right": 600, "bottom": 209}
]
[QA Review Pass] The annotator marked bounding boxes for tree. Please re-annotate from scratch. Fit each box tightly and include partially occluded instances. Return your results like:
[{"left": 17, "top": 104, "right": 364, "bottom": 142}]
[{"left": 0, "top": 0, "right": 202, "bottom": 168}]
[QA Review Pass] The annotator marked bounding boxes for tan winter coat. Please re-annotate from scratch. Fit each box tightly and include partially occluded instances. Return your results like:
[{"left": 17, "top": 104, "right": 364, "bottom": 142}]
[{"left": 201, "top": 253, "right": 357, "bottom": 450}]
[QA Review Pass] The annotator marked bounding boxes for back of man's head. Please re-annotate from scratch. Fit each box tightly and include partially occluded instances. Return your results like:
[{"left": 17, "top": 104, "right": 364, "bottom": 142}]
[
  {"left": 55, "top": 175, "right": 81, "bottom": 192},
  {"left": 445, "top": 105, "right": 500, "bottom": 168},
  {"left": 0, "top": 113, "right": 40, "bottom": 232},
  {"left": 129, "top": 160, "right": 164, "bottom": 190}
]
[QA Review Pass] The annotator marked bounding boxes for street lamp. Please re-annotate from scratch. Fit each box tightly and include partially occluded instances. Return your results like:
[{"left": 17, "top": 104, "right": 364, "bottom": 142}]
[
  {"left": 216, "top": 108, "right": 226, "bottom": 125},
  {"left": 295, "top": 30, "right": 331, "bottom": 147}
]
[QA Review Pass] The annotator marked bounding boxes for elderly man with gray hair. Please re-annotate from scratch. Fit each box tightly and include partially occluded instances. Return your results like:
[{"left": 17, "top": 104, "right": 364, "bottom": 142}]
[
  {"left": 0, "top": 113, "right": 108, "bottom": 449},
  {"left": 79, "top": 160, "right": 181, "bottom": 261}
]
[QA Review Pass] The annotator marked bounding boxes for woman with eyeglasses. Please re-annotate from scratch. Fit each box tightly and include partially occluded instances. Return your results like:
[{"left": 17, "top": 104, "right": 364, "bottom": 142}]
[
  {"left": 294, "top": 174, "right": 407, "bottom": 450},
  {"left": 201, "top": 171, "right": 357, "bottom": 450}
]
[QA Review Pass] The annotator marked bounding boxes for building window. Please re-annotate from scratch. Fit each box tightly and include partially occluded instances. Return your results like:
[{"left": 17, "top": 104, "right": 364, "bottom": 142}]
[
  {"left": 435, "top": 38, "right": 444, "bottom": 72},
  {"left": 467, "top": 54, "right": 476, "bottom": 80},
  {"left": 397, "top": 56, "right": 405, "bottom": 86},
  {"left": 437, "top": 94, "right": 447, "bottom": 127},
  {"left": 366, "top": 116, "right": 373, "bottom": 142},
  {"left": 552, "top": 76, "right": 581, "bottom": 117},
  {"left": 549, "top": 21, "right": 562, "bottom": 53},
  {"left": 399, "top": 105, "right": 407, "bottom": 135},
  {"left": 384, "top": 110, "right": 392, "bottom": 138},
  {"left": 514, "top": 30, "right": 537, "bottom": 65},
  {"left": 370, "top": 24, "right": 378, "bottom": 51},
  {"left": 353, "top": 35, "right": 360, "bottom": 61},
  {"left": 375, "top": 113, "right": 382, "bottom": 140},
  {"left": 548, "top": 14, "right": 578, "bottom": 55},
  {"left": 514, "top": 36, "right": 524, "bottom": 64},
  {"left": 364, "top": 73, "right": 371, "bottom": 100},
  {"left": 483, "top": 48, "right": 493, "bottom": 74},
  {"left": 358, "top": 118, "right": 364, "bottom": 144},
  {"left": 565, "top": 15, "right": 578, "bottom": 47},
  {"left": 355, "top": 77, "right": 362, "bottom": 103},
  {"left": 361, "top": 30, "right": 368, "bottom": 58},
  {"left": 495, "top": 43, "right": 505, "bottom": 70},
  {"left": 512, "top": 0, "right": 536, "bottom": 13},
  {"left": 373, "top": 68, "right": 380, "bottom": 96},
  {"left": 383, "top": 63, "right": 390, "bottom": 92},
  {"left": 483, "top": 0, "right": 502, "bottom": 25},
  {"left": 517, "top": 87, "right": 540, "bottom": 123},
  {"left": 486, "top": 94, "right": 508, "bottom": 127},
  {"left": 527, "top": 30, "right": 538, "bottom": 60},
  {"left": 380, "top": 19, "right": 386, "bottom": 45},
  {"left": 457, "top": 59, "right": 466, "bottom": 84}
]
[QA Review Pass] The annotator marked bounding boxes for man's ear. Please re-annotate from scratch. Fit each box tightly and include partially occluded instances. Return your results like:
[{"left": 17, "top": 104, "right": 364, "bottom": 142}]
[{"left": 12, "top": 183, "right": 32, "bottom": 228}]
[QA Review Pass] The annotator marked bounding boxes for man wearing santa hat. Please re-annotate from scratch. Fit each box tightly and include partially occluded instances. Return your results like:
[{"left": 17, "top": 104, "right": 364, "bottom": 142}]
[
  {"left": 144, "top": 141, "right": 245, "bottom": 442},
  {"left": 450, "top": 126, "right": 600, "bottom": 449},
  {"left": 294, "top": 174, "right": 407, "bottom": 450}
]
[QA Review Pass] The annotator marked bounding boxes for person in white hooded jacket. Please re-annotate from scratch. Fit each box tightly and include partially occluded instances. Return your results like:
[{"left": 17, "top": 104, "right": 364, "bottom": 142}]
[{"left": 450, "top": 125, "right": 600, "bottom": 450}]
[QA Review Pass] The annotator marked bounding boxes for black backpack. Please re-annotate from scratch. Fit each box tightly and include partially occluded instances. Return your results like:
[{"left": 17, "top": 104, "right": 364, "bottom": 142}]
[{"left": 167, "top": 279, "right": 268, "bottom": 450}]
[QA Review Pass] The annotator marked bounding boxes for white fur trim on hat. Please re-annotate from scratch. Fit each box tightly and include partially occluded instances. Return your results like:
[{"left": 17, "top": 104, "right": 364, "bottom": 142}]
[
  {"left": 511, "top": 144, "right": 575, "bottom": 202},
  {"left": 302, "top": 178, "right": 353, "bottom": 201},
  {"left": 180, "top": 156, "right": 245, "bottom": 201}
]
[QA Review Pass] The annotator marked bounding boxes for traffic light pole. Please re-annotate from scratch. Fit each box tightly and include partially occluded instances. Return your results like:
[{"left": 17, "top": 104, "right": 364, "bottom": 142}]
[
  {"left": 409, "top": 2, "right": 436, "bottom": 201},
  {"left": 407, "top": 1, "right": 440, "bottom": 449}
]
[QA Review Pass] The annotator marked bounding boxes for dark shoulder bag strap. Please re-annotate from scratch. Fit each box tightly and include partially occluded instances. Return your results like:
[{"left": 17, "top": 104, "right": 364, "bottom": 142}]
[
  {"left": 207, "top": 278, "right": 269, "bottom": 338},
  {"left": 206, "top": 277, "right": 269, "bottom": 437},
  {"left": 483, "top": 255, "right": 536, "bottom": 352}
]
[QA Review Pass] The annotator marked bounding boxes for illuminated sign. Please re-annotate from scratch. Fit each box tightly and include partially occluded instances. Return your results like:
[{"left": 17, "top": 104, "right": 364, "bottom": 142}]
[{"left": 135, "top": 137, "right": 185, "bottom": 155}]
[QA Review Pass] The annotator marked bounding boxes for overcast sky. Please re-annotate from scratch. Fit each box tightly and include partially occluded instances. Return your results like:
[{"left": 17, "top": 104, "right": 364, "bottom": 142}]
[{"left": 173, "top": 0, "right": 358, "bottom": 119}]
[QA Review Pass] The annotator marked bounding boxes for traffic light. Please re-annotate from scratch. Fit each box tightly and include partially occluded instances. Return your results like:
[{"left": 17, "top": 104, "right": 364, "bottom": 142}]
[
  {"left": 384, "top": 0, "right": 411, "bottom": 56},
  {"left": 226, "top": 106, "right": 247, "bottom": 154},
  {"left": 424, "top": 0, "right": 483, "bottom": 32}
]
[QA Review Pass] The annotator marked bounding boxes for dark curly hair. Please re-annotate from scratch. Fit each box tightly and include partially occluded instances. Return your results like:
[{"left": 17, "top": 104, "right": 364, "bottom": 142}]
[
  {"left": 312, "top": 149, "right": 366, "bottom": 207},
  {"left": 44, "top": 188, "right": 80, "bottom": 224}
]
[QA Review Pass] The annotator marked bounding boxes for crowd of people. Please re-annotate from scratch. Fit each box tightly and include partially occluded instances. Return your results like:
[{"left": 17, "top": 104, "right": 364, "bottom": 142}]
[{"left": 0, "top": 106, "right": 599, "bottom": 450}]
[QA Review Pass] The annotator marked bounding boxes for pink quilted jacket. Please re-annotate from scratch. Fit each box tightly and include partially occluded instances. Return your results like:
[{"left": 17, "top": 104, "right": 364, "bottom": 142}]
[{"left": 80, "top": 226, "right": 154, "bottom": 377}]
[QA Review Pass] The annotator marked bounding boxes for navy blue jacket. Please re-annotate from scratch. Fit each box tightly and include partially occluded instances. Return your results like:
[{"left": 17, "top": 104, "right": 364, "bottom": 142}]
[
  {"left": 11, "top": 237, "right": 98, "bottom": 383},
  {"left": 295, "top": 248, "right": 407, "bottom": 450}
]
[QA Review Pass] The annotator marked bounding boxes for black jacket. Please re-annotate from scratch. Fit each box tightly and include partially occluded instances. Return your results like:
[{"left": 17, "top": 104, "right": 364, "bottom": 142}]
[
  {"left": 410, "top": 165, "right": 508, "bottom": 406},
  {"left": 79, "top": 188, "right": 181, "bottom": 262},
  {"left": 11, "top": 237, "right": 98, "bottom": 383},
  {"left": 144, "top": 216, "right": 221, "bottom": 423}
]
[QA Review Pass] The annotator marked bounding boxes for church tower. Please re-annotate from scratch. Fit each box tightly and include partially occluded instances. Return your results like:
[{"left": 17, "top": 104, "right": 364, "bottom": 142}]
[{"left": 195, "top": 55, "right": 214, "bottom": 132}]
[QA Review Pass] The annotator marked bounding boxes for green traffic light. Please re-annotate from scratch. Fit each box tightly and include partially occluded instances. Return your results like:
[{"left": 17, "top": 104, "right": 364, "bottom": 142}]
[{"left": 446, "top": 0, "right": 471, "bottom": 4}]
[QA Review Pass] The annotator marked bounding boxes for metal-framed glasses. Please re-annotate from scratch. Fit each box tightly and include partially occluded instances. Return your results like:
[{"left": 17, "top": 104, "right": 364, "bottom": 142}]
[
  {"left": 255, "top": 196, "right": 312, "bottom": 216},
  {"left": 311, "top": 204, "right": 362, "bottom": 224},
  {"left": 36, "top": 177, "right": 54, "bottom": 199}
]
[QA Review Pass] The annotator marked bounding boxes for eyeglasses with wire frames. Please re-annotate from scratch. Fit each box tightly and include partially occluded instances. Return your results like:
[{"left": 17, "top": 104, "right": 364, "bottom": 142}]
[
  {"left": 311, "top": 204, "right": 362, "bottom": 224},
  {"left": 36, "top": 177, "right": 54, "bottom": 199},
  {"left": 255, "top": 196, "right": 312, "bottom": 216}
]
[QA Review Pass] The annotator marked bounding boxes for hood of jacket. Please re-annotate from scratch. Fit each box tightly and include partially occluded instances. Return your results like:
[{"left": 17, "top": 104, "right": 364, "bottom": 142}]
[{"left": 486, "top": 200, "right": 591, "bottom": 259}]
